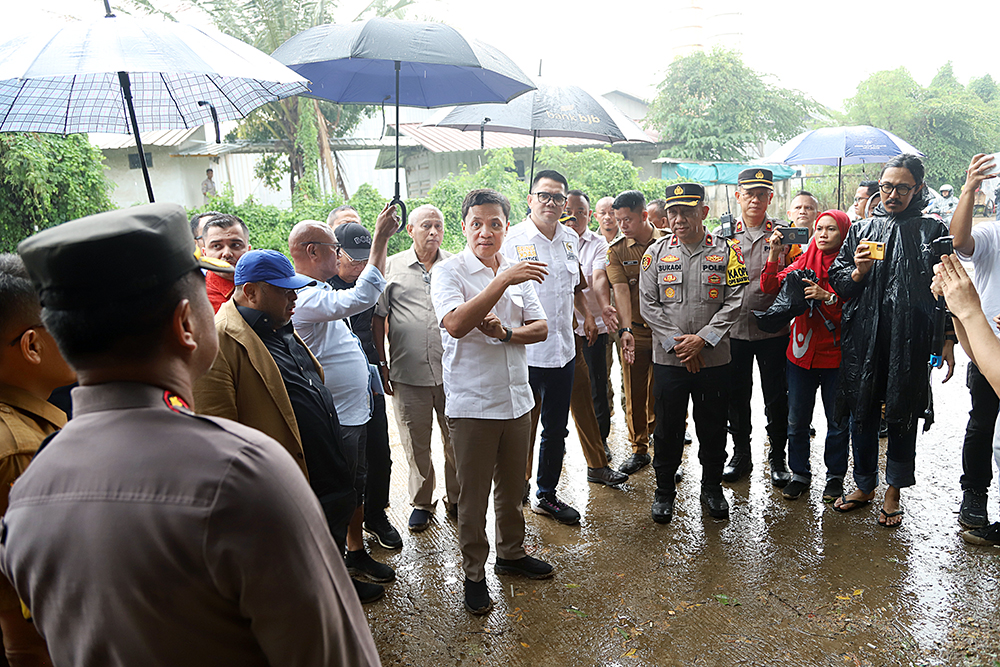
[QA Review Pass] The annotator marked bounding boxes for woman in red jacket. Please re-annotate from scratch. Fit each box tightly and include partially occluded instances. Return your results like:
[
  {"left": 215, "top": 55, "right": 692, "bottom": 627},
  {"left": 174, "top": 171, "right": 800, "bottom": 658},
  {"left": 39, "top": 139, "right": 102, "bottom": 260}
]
[{"left": 762, "top": 210, "right": 852, "bottom": 502}]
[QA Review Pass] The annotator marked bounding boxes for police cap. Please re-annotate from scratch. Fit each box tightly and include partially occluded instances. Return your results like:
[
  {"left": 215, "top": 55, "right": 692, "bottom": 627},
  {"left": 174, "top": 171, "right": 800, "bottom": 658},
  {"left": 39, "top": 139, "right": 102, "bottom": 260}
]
[
  {"left": 737, "top": 168, "right": 774, "bottom": 190},
  {"left": 664, "top": 182, "right": 706, "bottom": 207},
  {"left": 18, "top": 203, "right": 231, "bottom": 310}
]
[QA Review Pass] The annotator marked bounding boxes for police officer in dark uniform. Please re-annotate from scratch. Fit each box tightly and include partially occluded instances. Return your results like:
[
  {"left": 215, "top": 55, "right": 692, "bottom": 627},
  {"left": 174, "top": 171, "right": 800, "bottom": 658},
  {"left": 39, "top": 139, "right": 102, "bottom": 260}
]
[
  {"left": 723, "top": 168, "right": 795, "bottom": 486},
  {"left": 0, "top": 204, "right": 380, "bottom": 667},
  {"left": 639, "top": 183, "right": 748, "bottom": 523}
]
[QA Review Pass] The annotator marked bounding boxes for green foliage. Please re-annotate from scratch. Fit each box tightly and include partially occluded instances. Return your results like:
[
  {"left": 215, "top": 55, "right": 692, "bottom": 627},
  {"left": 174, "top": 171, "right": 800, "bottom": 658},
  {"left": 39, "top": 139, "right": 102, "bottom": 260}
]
[
  {"left": 846, "top": 63, "right": 1000, "bottom": 189},
  {"left": 293, "top": 100, "right": 321, "bottom": 204},
  {"left": 646, "top": 48, "right": 817, "bottom": 161},
  {"left": 254, "top": 153, "right": 288, "bottom": 190},
  {"left": 0, "top": 133, "right": 115, "bottom": 253}
]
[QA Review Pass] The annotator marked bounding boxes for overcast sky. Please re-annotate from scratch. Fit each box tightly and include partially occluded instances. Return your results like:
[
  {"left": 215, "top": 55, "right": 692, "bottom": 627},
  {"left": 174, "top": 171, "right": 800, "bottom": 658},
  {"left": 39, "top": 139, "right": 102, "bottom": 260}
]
[{"left": 6, "top": 0, "right": 1000, "bottom": 113}]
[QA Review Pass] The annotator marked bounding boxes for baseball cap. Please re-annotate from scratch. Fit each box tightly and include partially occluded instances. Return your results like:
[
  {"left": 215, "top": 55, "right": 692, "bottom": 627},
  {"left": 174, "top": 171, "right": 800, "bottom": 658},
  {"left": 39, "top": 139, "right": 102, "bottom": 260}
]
[
  {"left": 234, "top": 250, "right": 316, "bottom": 289},
  {"left": 18, "top": 203, "right": 231, "bottom": 310},
  {"left": 334, "top": 222, "right": 372, "bottom": 262}
]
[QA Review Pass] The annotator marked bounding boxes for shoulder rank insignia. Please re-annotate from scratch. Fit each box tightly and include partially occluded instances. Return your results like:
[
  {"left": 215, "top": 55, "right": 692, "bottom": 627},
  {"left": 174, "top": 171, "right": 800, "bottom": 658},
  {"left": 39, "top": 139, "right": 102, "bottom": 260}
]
[
  {"left": 764, "top": 220, "right": 773, "bottom": 232},
  {"left": 163, "top": 391, "right": 194, "bottom": 415}
]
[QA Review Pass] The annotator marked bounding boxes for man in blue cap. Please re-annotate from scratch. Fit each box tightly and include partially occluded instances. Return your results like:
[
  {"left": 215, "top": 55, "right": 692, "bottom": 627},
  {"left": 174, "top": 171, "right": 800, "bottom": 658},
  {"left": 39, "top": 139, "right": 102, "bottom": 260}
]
[{"left": 194, "top": 248, "right": 391, "bottom": 604}]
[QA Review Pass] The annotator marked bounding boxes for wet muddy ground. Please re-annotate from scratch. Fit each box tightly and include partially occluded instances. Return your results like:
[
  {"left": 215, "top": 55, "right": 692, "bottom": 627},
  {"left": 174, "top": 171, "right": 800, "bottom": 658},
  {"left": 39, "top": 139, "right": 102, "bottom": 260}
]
[{"left": 364, "top": 346, "right": 1000, "bottom": 667}]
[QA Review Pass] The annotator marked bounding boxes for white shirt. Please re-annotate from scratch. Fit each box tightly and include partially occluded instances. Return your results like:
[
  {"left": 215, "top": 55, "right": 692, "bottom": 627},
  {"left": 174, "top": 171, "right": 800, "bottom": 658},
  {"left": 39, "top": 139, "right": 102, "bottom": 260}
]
[
  {"left": 292, "top": 265, "right": 386, "bottom": 426},
  {"left": 500, "top": 218, "right": 580, "bottom": 368},
  {"left": 573, "top": 228, "right": 609, "bottom": 336},
  {"left": 431, "top": 248, "right": 546, "bottom": 420},
  {"left": 956, "top": 222, "right": 1000, "bottom": 338}
]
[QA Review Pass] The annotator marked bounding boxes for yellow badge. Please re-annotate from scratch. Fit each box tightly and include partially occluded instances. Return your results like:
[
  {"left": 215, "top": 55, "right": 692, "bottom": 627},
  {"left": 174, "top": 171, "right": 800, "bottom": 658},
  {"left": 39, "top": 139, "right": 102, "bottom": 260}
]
[
  {"left": 709, "top": 287, "right": 720, "bottom": 299},
  {"left": 755, "top": 170, "right": 764, "bottom": 179},
  {"left": 641, "top": 254, "right": 652, "bottom": 271},
  {"left": 663, "top": 254, "right": 680, "bottom": 262},
  {"left": 665, "top": 287, "right": 675, "bottom": 298},
  {"left": 663, "top": 273, "right": 677, "bottom": 283},
  {"left": 673, "top": 185, "right": 684, "bottom": 195},
  {"left": 516, "top": 244, "right": 539, "bottom": 261},
  {"left": 726, "top": 241, "right": 750, "bottom": 286},
  {"left": 708, "top": 273, "right": 722, "bottom": 284},
  {"left": 705, "top": 254, "right": 723, "bottom": 262}
]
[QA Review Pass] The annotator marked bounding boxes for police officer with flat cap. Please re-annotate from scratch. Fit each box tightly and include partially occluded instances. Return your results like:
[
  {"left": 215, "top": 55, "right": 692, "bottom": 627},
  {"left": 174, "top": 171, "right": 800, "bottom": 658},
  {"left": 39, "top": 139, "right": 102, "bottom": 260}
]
[
  {"left": 724, "top": 168, "right": 794, "bottom": 486},
  {"left": 0, "top": 204, "right": 380, "bottom": 667},
  {"left": 639, "top": 183, "right": 748, "bottom": 523}
]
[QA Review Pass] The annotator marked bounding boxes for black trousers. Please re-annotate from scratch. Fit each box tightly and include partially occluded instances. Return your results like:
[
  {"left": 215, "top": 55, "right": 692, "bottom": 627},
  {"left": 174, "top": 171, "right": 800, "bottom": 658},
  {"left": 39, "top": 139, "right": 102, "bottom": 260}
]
[
  {"left": 363, "top": 393, "right": 393, "bottom": 521},
  {"left": 652, "top": 363, "right": 730, "bottom": 492},
  {"left": 579, "top": 333, "right": 611, "bottom": 442},
  {"left": 962, "top": 362, "right": 999, "bottom": 492},
  {"left": 727, "top": 336, "right": 789, "bottom": 458}
]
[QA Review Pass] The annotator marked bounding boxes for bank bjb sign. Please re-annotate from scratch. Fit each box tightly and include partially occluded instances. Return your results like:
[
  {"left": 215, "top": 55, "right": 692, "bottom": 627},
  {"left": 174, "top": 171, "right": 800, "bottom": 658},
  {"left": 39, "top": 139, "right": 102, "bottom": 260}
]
[{"left": 545, "top": 105, "right": 602, "bottom": 126}]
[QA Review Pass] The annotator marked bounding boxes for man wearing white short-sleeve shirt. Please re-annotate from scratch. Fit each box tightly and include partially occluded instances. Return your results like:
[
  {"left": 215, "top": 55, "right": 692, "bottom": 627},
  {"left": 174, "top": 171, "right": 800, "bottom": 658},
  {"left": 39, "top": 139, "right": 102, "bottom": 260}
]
[
  {"left": 431, "top": 188, "right": 553, "bottom": 615},
  {"left": 950, "top": 154, "right": 1000, "bottom": 545},
  {"left": 501, "top": 170, "right": 597, "bottom": 525}
]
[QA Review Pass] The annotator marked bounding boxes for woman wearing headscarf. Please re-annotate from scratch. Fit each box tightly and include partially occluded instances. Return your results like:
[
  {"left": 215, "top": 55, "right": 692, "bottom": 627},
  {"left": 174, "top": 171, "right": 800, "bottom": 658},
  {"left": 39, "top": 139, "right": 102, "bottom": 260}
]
[{"left": 762, "top": 210, "right": 852, "bottom": 502}]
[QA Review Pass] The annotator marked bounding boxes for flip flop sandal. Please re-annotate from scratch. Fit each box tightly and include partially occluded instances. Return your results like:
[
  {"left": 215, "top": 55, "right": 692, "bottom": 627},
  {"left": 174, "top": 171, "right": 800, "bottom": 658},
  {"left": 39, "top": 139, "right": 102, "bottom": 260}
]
[
  {"left": 878, "top": 508, "right": 904, "bottom": 528},
  {"left": 832, "top": 493, "right": 872, "bottom": 513}
]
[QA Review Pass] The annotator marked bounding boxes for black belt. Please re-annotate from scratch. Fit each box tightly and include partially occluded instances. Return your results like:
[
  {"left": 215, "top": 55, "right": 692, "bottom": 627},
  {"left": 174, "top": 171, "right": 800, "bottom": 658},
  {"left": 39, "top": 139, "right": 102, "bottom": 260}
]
[{"left": 631, "top": 321, "right": 648, "bottom": 329}]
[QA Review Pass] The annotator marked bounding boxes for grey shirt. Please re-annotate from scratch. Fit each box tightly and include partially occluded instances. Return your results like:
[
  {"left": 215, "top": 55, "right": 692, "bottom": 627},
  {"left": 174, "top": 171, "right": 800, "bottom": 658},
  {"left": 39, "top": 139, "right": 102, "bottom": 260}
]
[
  {"left": 639, "top": 231, "right": 746, "bottom": 367},
  {"left": 729, "top": 217, "right": 792, "bottom": 340},
  {"left": 0, "top": 382, "right": 380, "bottom": 667}
]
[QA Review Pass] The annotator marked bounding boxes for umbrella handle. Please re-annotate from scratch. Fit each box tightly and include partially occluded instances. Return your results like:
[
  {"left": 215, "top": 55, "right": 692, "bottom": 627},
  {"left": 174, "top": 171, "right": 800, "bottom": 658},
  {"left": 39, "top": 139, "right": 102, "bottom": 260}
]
[{"left": 390, "top": 195, "right": 407, "bottom": 233}]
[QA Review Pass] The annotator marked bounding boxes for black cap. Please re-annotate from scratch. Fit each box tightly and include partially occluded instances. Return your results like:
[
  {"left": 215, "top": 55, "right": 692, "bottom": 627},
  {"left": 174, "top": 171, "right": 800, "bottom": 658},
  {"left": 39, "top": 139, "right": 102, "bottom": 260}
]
[
  {"left": 664, "top": 182, "right": 705, "bottom": 207},
  {"left": 18, "top": 203, "right": 231, "bottom": 310},
  {"left": 334, "top": 222, "right": 373, "bottom": 262},
  {"left": 738, "top": 168, "right": 774, "bottom": 190}
]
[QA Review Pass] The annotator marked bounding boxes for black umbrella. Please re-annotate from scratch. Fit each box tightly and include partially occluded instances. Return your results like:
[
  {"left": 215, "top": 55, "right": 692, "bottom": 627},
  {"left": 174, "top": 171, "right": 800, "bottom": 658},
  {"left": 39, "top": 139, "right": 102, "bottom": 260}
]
[{"left": 271, "top": 18, "right": 535, "bottom": 225}]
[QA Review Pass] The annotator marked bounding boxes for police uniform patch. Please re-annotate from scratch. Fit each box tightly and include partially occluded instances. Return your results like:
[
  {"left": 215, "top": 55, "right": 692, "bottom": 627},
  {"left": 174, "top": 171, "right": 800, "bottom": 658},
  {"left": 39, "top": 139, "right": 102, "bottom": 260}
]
[
  {"left": 641, "top": 254, "right": 652, "bottom": 271},
  {"left": 663, "top": 273, "right": 677, "bottom": 283},
  {"left": 725, "top": 241, "right": 750, "bottom": 286},
  {"left": 516, "top": 244, "right": 539, "bottom": 261},
  {"left": 709, "top": 287, "right": 720, "bottom": 299},
  {"left": 665, "top": 287, "right": 676, "bottom": 298},
  {"left": 663, "top": 254, "right": 680, "bottom": 262},
  {"left": 705, "top": 254, "right": 724, "bottom": 263},
  {"left": 708, "top": 273, "right": 722, "bottom": 284},
  {"left": 764, "top": 220, "right": 773, "bottom": 232},
  {"left": 163, "top": 391, "right": 194, "bottom": 415}
]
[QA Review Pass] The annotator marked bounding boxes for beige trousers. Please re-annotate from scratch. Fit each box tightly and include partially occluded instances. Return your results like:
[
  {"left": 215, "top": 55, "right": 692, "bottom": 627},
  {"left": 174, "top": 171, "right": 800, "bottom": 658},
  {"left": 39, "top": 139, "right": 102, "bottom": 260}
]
[{"left": 392, "top": 382, "right": 458, "bottom": 511}]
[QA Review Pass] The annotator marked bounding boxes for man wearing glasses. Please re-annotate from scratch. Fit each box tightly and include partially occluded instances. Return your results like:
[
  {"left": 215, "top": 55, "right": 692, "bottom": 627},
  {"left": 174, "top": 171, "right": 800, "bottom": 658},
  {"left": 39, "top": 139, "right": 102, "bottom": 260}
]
[
  {"left": 501, "top": 170, "right": 596, "bottom": 524},
  {"left": 829, "top": 154, "right": 954, "bottom": 527},
  {"left": 723, "top": 168, "right": 793, "bottom": 487}
]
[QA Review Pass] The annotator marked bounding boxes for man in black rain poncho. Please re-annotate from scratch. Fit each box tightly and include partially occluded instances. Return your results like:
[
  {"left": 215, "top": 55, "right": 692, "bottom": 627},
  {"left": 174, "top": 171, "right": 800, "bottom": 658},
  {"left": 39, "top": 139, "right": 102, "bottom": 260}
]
[{"left": 828, "top": 154, "right": 955, "bottom": 527}]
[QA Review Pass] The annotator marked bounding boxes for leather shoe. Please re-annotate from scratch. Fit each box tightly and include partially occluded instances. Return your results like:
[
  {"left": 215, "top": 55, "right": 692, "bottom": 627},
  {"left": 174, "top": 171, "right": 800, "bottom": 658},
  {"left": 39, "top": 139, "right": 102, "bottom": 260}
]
[
  {"left": 651, "top": 492, "right": 675, "bottom": 524},
  {"left": 587, "top": 466, "right": 628, "bottom": 487},
  {"left": 769, "top": 459, "right": 791, "bottom": 488},
  {"left": 618, "top": 452, "right": 651, "bottom": 475},
  {"left": 721, "top": 453, "right": 752, "bottom": 483},
  {"left": 700, "top": 486, "right": 730, "bottom": 519}
]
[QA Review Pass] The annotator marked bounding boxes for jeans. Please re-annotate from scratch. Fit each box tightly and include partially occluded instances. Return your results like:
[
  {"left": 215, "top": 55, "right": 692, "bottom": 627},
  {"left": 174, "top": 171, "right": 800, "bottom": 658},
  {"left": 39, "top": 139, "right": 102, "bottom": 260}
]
[
  {"left": 580, "top": 333, "right": 611, "bottom": 442},
  {"left": 850, "top": 409, "right": 918, "bottom": 493},
  {"left": 961, "top": 363, "right": 999, "bottom": 492},
  {"left": 786, "top": 361, "right": 849, "bottom": 484},
  {"left": 529, "top": 359, "right": 575, "bottom": 497}
]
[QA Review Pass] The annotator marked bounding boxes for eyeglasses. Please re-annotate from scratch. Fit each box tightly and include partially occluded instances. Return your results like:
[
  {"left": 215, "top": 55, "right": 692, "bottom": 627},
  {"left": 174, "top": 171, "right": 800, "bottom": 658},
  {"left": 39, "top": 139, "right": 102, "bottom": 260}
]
[
  {"left": 739, "top": 189, "right": 771, "bottom": 201},
  {"left": 301, "top": 241, "right": 341, "bottom": 254},
  {"left": 531, "top": 191, "right": 567, "bottom": 206},
  {"left": 879, "top": 182, "right": 915, "bottom": 196},
  {"left": 8, "top": 324, "right": 44, "bottom": 346}
]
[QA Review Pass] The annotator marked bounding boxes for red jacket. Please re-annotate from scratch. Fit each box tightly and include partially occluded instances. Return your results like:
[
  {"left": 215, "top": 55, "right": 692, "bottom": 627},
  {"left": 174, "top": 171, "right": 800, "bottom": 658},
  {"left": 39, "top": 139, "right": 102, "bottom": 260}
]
[{"left": 760, "top": 258, "right": 843, "bottom": 369}]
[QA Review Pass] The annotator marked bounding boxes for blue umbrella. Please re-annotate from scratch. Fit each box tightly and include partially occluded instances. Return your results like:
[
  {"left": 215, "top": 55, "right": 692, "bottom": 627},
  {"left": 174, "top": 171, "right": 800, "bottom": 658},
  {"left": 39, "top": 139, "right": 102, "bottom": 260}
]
[
  {"left": 272, "top": 18, "right": 535, "bottom": 225},
  {"left": 765, "top": 125, "right": 923, "bottom": 208}
]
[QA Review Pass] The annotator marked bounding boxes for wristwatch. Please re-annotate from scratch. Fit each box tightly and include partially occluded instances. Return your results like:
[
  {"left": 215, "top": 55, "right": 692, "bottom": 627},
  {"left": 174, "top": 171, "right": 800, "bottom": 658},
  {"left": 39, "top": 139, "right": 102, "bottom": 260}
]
[
  {"left": 378, "top": 361, "right": 388, "bottom": 367},
  {"left": 618, "top": 327, "right": 633, "bottom": 337},
  {"left": 824, "top": 293, "right": 837, "bottom": 306},
  {"left": 501, "top": 326, "right": 513, "bottom": 343}
]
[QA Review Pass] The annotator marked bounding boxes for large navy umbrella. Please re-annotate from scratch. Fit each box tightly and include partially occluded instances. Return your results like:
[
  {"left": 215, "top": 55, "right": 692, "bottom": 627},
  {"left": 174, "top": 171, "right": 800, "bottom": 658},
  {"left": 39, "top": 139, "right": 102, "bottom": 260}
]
[
  {"left": 272, "top": 18, "right": 535, "bottom": 224},
  {"left": 0, "top": 1, "right": 308, "bottom": 203},
  {"left": 423, "top": 82, "right": 651, "bottom": 186},
  {"left": 765, "top": 125, "right": 923, "bottom": 208}
]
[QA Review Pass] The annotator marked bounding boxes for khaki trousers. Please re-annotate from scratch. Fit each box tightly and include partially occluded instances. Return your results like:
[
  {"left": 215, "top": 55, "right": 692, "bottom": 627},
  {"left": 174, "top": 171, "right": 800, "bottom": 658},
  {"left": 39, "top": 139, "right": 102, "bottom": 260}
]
[
  {"left": 623, "top": 326, "right": 656, "bottom": 455},
  {"left": 392, "top": 383, "right": 458, "bottom": 512},
  {"left": 450, "top": 413, "right": 531, "bottom": 582}
]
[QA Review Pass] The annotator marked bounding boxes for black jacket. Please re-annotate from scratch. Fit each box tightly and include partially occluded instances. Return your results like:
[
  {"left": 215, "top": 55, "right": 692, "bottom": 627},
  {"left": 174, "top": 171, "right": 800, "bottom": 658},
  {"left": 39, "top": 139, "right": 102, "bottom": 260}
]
[{"left": 828, "top": 192, "right": 948, "bottom": 424}]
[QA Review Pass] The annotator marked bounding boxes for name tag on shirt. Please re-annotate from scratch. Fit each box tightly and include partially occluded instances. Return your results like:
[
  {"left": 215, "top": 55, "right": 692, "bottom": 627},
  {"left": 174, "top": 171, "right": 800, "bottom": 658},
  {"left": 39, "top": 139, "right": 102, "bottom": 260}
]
[
  {"left": 564, "top": 241, "right": 578, "bottom": 262},
  {"left": 516, "top": 244, "right": 539, "bottom": 261},
  {"left": 623, "top": 260, "right": 639, "bottom": 266}
]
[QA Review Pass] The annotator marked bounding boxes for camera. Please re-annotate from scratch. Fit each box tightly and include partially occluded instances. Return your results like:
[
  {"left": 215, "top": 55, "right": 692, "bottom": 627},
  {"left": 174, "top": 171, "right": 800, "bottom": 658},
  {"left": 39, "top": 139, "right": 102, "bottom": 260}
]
[{"left": 929, "top": 235, "right": 954, "bottom": 257}]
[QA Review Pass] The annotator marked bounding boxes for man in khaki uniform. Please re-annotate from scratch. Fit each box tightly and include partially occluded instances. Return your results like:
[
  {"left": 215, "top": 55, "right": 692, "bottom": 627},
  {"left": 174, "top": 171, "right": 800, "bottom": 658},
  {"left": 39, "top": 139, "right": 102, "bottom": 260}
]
[
  {"left": 639, "top": 183, "right": 747, "bottom": 523},
  {"left": 605, "top": 190, "right": 667, "bottom": 475}
]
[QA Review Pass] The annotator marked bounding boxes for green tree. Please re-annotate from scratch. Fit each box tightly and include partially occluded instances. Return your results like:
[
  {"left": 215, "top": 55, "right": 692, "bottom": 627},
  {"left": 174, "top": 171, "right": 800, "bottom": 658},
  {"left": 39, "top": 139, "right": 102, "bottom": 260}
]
[
  {"left": 968, "top": 74, "right": 999, "bottom": 104},
  {"left": 0, "top": 133, "right": 115, "bottom": 252},
  {"left": 646, "top": 48, "right": 817, "bottom": 161},
  {"left": 843, "top": 67, "right": 923, "bottom": 136}
]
